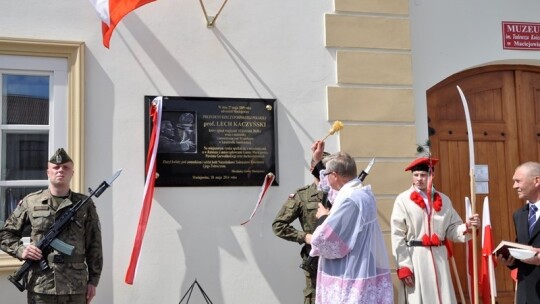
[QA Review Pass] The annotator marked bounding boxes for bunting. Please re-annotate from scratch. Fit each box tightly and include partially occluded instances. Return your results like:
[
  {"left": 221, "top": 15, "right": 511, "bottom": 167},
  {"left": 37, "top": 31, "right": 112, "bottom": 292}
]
[
  {"left": 89, "top": 0, "right": 156, "bottom": 48},
  {"left": 240, "top": 173, "right": 274, "bottom": 225},
  {"left": 125, "top": 96, "right": 162, "bottom": 284},
  {"left": 480, "top": 196, "right": 497, "bottom": 303}
]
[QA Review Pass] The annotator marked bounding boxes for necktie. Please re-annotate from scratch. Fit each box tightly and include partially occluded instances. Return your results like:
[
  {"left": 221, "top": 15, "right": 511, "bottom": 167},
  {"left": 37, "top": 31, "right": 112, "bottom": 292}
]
[{"left": 529, "top": 204, "right": 538, "bottom": 236}]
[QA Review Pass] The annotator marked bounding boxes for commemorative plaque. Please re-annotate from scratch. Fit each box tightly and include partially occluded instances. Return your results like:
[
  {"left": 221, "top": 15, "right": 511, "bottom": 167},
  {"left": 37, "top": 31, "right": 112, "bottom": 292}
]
[{"left": 145, "top": 96, "right": 278, "bottom": 186}]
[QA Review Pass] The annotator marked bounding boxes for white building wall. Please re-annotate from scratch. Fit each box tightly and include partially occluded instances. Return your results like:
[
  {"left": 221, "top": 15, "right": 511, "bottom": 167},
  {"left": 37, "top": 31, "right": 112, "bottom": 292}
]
[
  {"left": 0, "top": 1, "right": 335, "bottom": 303},
  {"left": 3, "top": 0, "right": 540, "bottom": 303},
  {"left": 410, "top": 0, "right": 540, "bottom": 140}
]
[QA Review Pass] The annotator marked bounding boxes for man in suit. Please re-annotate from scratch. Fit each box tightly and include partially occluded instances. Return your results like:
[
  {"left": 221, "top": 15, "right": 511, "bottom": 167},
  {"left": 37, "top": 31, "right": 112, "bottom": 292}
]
[{"left": 498, "top": 162, "right": 540, "bottom": 303}]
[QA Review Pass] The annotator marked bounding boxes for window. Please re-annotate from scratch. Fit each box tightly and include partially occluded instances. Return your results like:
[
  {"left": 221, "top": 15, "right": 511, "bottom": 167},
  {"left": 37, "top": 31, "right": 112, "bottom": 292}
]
[
  {"left": 0, "top": 38, "right": 84, "bottom": 271},
  {"left": 0, "top": 73, "right": 50, "bottom": 227}
]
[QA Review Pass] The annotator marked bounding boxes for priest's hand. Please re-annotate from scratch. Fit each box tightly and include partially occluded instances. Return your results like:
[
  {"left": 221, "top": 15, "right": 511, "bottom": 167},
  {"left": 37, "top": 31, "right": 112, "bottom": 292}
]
[{"left": 304, "top": 233, "right": 312, "bottom": 245}]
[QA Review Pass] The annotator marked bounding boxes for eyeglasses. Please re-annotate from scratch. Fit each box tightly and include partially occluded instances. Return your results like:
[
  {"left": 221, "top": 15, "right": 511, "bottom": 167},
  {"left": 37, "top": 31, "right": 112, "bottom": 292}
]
[{"left": 323, "top": 171, "right": 335, "bottom": 176}]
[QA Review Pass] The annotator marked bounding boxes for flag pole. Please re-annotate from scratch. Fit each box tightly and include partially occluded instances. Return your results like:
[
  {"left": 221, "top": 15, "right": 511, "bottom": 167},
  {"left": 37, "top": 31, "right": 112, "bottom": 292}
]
[
  {"left": 457, "top": 85, "right": 479, "bottom": 303},
  {"left": 484, "top": 196, "right": 497, "bottom": 304},
  {"left": 490, "top": 259, "right": 496, "bottom": 304},
  {"left": 451, "top": 256, "right": 467, "bottom": 304},
  {"left": 469, "top": 167, "right": 479, "bottom": 304},
  {"left": 444, "top": 236, "right": 465, "bottom": 304}
]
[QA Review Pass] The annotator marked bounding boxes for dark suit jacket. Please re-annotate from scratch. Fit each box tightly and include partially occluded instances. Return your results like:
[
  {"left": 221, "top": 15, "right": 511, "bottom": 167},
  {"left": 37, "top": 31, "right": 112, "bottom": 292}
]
[{"left": 512, "top": 204, "right": 540, "bottom": 304}]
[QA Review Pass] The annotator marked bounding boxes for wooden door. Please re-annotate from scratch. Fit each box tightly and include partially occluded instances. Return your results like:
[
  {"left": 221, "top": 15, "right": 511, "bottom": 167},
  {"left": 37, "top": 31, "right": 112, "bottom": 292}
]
[{"left": 427, "top": 65, "right": 540, "bottom": 303}]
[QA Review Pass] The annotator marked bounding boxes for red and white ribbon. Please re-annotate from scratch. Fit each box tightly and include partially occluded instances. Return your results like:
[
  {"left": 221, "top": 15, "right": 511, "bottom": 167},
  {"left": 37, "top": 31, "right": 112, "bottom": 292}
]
[
  {"left": 241, "top": 173, "right": 275, "bottom": 225},
  {"left": 125, "top": 96, "right": 162, "bottom": 284}
]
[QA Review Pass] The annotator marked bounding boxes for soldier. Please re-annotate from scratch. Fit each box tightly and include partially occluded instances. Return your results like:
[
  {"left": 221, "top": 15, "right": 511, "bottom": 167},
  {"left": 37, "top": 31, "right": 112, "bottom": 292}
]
[
  {"left": 272, "top": 180, "right": 324, "bottom": 304},
  {"left": 0, "top": 148, "right": 103, "bottom": 304}
]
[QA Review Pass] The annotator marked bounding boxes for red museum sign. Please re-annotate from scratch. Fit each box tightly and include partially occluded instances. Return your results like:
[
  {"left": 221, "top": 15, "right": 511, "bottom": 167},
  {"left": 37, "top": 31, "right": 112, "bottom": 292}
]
[{"left": 502, "top": 21, "right": 540, "bottom": 50}]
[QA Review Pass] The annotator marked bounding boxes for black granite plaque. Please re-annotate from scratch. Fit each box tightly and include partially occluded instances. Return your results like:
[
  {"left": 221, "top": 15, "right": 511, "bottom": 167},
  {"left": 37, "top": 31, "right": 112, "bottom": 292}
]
[{"left": 145, "top": 96, "right": 278, "bottom": 186}]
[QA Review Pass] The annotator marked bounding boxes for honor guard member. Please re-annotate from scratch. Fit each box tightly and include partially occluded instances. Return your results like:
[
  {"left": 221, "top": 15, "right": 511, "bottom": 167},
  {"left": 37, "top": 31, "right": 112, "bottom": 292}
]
[
  {"left": 272, "top": 179, "right": 325, "bottom": 304},
  {"left": 0, "top": 148, "right": 103, "bottom": 304},
  {"left": 390, "top": 157, "right": 479, "bottom": 304}
]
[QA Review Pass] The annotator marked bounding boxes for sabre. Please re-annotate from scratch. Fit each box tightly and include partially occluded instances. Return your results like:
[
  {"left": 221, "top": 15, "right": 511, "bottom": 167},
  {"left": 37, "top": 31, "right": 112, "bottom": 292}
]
[{"left": 457, "top": 85, "right": 479, "bottom": 304}]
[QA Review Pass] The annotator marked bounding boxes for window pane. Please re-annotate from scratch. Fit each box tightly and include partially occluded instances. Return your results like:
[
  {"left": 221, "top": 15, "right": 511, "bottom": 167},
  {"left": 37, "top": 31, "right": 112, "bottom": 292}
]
[
  {"left": 0, "top": 186, "right": 42, "bottom": 233},
  {"left": 3, "top": 133, "right": 48, "bottom": 180},
  {"left": 2, "top": 74, "right": 49, "bottom": 125},
  {"left": 0, "top": 47, "right": 77, "bottom": 265}
]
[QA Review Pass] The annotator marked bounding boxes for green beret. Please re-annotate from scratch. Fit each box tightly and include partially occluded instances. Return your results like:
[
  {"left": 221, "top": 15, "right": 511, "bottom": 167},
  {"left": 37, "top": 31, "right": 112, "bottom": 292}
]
[{"left": 49, "top": 148, "right": 73, "bottom": 164}]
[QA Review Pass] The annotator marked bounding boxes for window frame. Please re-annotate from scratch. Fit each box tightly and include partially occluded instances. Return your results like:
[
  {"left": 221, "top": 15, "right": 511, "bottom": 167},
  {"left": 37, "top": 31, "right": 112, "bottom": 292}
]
[{"left": 0, "top": 37, "right": 85, "bottom": 271}]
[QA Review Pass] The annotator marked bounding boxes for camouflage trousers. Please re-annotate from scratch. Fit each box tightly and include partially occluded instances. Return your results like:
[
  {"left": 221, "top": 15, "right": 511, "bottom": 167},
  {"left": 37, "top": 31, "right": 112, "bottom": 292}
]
[
  {"left": 28, "top": 292, "right": 86, "bottom": 304},
  {"left": 303, "top": 270, "right": 316, "bottom": 304}
]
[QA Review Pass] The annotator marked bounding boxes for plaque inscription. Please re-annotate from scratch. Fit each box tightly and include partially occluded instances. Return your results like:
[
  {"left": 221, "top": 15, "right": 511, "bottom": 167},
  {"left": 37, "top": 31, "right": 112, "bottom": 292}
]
[{"left": 145, "top": 96, "right": 278, "bottom": 186}]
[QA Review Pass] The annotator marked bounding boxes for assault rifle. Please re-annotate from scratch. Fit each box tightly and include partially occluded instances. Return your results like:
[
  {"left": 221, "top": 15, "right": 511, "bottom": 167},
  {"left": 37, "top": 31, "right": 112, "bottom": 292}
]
[
  {"left": 8, "top": 169, "right": 122, "bottom": 292},
  {"left": 299, "top": 159, "right": 375, "bottom": 274}
]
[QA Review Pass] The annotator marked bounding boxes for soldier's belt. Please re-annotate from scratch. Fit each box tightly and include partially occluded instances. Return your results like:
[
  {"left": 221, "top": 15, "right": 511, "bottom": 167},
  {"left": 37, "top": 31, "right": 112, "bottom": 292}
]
[
  {"left": 406, "top": 240, "right": 446, "bottom": 247},
  {"left": 47, "top": 254, "right": 85, "bottom": 264}
]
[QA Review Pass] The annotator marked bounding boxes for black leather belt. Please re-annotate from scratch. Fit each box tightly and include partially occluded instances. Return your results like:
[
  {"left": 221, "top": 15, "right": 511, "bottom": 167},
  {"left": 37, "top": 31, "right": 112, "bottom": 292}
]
[
  {"left": 47, "top": 254, "right": 85, "bottom": 264},
  {"left": 407, "top": 240, "right": 446, "bottom": 247}
]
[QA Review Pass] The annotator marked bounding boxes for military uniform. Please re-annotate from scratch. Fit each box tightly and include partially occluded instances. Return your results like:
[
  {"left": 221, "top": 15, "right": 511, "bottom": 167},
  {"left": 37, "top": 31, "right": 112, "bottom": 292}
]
[
  {"left": 0, "top": 148, "right": 103, "bottom": 303},
  {"left": 0, "top": 189, "right": 103, "bottom": 295},
  {"left": 272, "top": 183, "right": 323, "bottom": 304}
]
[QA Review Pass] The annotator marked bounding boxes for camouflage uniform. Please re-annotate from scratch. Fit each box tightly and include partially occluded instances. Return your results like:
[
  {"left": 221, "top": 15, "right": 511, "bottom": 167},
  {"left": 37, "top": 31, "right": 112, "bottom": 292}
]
[
  {"left": 0, "top": 188, "right": 103, "bottom": 301},
  {"left": 272, "top": 183, "right": 323, "bottom": 304}
]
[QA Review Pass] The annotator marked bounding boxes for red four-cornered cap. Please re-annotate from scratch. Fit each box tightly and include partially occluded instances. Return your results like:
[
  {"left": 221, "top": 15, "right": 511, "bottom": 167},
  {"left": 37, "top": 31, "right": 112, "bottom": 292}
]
[{"left": 404, "top": 157, "right": 439, "bottom": 172}]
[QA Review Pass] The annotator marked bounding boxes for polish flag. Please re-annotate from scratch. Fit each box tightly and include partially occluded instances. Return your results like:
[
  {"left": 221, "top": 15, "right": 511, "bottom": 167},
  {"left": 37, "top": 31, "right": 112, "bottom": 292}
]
[
  {"left": 480, "top": 197, "right": 497, "bottom": 303},
  {"left": 89, "top": 0, "right": 156, "bottom": 48},
  {"left": 465, "top": 197, "right": 475, "bottom": 303}
]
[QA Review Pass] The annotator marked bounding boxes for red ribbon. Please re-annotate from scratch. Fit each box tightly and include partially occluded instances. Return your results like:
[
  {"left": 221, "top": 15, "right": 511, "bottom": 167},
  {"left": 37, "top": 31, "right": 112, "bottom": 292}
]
[
  {"left": 241, "top": 173, "right": 275, "bottom": 225},
  {"left": 125, "top": 97, "right": 162, "bottom": 284}
]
